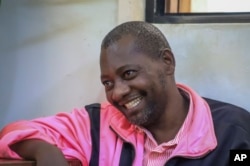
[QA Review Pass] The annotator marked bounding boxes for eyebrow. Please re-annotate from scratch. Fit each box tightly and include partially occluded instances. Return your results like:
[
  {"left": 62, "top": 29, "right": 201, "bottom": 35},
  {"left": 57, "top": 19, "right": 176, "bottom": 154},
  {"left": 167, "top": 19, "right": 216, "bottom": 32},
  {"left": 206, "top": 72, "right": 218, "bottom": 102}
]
[
  {"left": 117, "top": 64, "right": 142, "bottom": 74},
  {"left": 100, "top": 64, "right": 141, "bottom": 80}
]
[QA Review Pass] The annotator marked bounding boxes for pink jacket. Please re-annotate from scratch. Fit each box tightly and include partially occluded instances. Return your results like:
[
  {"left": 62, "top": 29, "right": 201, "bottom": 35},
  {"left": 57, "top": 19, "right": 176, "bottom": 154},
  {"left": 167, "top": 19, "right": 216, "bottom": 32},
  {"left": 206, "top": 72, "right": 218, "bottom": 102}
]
[{"left": 0, "top": 84, "right": 217, "bottom": 165}]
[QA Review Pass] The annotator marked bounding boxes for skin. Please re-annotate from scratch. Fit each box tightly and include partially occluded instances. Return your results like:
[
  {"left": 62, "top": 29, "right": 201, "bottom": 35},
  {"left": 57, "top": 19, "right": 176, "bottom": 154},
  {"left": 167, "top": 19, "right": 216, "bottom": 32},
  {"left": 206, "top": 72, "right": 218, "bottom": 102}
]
[
  {"left": 100, "top": 35, "right": 189, "bottom": 144},
  {"left": 9, "top": 33, "right": 189, "bottom": 164},
  {"left": 10, "top": 139, "right": 69, "bottom": 166}
]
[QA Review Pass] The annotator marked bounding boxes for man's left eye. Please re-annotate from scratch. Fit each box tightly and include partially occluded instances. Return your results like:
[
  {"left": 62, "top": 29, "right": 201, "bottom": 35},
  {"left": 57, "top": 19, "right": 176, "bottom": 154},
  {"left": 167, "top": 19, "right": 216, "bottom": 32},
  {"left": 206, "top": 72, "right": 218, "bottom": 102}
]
[{"left": 123, "top": 70, "right": 137, "bottom": 79}]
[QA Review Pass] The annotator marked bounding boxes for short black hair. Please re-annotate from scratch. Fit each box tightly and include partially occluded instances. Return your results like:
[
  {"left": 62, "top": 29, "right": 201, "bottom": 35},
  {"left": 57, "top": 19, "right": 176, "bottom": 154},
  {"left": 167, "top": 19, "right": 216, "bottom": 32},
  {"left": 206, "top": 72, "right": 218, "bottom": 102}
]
[{"left": 101, "top": 21, "right": 171, "bottom": 60}]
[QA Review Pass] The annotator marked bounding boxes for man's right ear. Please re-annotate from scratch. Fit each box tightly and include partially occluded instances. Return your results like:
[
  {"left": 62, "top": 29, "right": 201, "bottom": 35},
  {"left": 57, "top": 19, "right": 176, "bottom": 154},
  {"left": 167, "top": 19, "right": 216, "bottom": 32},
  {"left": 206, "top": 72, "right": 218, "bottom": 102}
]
[{"left": 160, "top": 48, "right": 175, "bottom": 67}]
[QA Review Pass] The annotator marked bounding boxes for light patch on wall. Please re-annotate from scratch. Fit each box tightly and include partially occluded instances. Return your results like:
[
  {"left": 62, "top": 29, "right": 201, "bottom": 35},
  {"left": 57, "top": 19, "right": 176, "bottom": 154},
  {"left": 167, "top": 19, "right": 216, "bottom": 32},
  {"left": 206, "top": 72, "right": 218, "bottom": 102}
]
[{"left": 192, "top": 0, "right": 250, "bottom": 12}]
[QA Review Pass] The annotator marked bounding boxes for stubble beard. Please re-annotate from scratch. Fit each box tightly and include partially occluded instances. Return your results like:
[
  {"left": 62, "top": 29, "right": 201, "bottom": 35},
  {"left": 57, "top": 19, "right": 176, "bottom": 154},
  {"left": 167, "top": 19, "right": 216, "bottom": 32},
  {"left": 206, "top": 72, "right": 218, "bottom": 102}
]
[
  {"left": 129, "top": 101, "right": 155, "bottom": 127},
  {"left": 131, "top": 70, "right": 168, "bottom": 127}
]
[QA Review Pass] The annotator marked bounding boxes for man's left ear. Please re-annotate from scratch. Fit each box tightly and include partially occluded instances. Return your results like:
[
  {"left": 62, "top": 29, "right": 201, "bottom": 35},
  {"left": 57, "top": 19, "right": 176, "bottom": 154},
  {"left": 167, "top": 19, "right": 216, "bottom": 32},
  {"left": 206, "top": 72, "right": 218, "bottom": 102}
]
[{"left": 160, "top": 48, "right": 175, "bottom": 73}]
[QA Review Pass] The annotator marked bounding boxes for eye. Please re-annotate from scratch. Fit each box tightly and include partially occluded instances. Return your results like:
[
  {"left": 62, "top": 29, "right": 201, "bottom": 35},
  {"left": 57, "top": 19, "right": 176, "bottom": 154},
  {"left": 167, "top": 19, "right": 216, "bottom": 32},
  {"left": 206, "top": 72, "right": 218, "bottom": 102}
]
[
  {"left": 123, "top": 70, "right": 137, "bottom": 80},
  {"left": 102, "top": 80, "right": 114, "bottom": 90}
]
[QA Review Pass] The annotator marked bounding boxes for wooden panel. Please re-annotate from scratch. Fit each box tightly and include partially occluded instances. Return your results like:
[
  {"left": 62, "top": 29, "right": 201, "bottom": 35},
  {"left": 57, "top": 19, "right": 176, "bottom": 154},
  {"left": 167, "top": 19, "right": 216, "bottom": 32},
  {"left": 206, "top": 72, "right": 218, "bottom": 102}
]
[
  {"left": 0, "top": 160, "right": 35, "bottom": 166},
  {"left": 0, "top": 159, "right": 81, "bottom": 166},
  {"left": 165, "top": 0, "right": 191, "bottom": 13},
  {"left": 179, "top": 0, "right": 191, "bottom": 13},
  {"left": 165, "top": 0, "right": 178, "bottom": 13}
]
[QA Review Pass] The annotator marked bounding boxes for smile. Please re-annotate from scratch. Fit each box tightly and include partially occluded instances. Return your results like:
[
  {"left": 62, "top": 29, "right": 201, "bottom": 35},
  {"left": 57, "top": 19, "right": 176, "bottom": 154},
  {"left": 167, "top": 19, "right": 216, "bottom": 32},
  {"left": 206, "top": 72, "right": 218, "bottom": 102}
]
[{"left": 124, "top": 97, "right": 143, "bottom": 110}]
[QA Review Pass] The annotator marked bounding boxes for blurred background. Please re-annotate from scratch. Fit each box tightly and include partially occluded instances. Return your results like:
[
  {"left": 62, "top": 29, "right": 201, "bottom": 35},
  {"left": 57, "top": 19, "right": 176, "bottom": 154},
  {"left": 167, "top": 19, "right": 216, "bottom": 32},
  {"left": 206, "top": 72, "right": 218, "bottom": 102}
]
[{"left": 0, "top": 0, "right": 249, "bottom": 127}]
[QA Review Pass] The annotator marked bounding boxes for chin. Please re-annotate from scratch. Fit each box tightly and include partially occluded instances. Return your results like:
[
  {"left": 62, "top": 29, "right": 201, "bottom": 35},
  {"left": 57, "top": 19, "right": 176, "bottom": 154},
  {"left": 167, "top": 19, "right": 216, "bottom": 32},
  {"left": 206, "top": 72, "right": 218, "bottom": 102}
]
[{"left": 129, "top": 116, "right": 149, "bottom": 127}]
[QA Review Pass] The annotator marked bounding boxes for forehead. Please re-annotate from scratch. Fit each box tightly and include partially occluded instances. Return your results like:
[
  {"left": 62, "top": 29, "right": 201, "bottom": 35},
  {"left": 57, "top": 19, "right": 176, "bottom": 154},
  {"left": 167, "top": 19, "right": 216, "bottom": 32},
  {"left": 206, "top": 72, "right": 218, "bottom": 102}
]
[{"left": 100, "top": 36, "right": 152, "bottom": 74}]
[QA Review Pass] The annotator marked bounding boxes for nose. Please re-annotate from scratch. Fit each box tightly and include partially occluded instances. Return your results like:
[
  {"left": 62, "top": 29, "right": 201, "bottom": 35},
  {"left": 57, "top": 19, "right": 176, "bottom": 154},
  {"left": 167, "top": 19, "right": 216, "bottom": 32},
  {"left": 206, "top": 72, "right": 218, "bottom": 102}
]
[{"left": 111, "top": 80, "right": 130, "bottom": 102}]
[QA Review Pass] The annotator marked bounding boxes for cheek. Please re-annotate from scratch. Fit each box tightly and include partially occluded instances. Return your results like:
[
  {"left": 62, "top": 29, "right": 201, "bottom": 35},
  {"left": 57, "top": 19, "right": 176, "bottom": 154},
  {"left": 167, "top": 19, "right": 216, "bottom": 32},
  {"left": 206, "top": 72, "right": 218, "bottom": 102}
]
[
  {"left": 133, "top": 76, "right": 157, "bottom": 90},
  {"left": 131, "top": 75, "right": 150, "bottom": 86},
  {"left": 105, "top": 90, "right": 113, "bottom": 103}
]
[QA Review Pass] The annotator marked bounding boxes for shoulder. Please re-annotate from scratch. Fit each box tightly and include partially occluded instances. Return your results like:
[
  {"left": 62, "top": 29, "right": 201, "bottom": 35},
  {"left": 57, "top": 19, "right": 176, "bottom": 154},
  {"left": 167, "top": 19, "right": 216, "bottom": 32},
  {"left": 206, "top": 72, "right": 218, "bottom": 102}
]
[
  {"left": 204, "top": 98, "right": 250, "bottom": 115},
  {"left": 203, "top": 97, "right": 250, "bottom": 142},
  {"left": 84, "top": 102, "right": 125, "bottom": 121}
]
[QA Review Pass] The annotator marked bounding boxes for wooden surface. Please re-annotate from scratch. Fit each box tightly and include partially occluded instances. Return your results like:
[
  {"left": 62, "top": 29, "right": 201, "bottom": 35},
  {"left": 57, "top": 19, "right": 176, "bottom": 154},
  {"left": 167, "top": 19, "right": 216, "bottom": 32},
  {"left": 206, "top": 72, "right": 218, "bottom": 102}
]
[
  {"left": 0, "top": 159, "right": 81, "bottom": 166},
  {"left": 0, "top": 159, "right": 35, "bottom": 166}
]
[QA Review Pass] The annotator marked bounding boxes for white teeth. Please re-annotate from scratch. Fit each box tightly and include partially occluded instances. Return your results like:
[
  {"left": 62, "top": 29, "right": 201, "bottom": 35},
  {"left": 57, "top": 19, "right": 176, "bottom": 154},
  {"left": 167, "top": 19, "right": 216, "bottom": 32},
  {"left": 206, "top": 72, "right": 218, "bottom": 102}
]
[{"left": 124, "top": 97, "right": 142, "bottom": 109}]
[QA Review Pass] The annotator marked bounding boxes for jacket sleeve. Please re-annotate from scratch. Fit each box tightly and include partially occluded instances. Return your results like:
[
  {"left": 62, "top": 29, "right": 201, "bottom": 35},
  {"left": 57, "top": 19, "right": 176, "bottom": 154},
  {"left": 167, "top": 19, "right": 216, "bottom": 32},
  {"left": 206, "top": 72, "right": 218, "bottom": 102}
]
[{"left": 0, "top": 108, "right": 92, "bottom": 164}]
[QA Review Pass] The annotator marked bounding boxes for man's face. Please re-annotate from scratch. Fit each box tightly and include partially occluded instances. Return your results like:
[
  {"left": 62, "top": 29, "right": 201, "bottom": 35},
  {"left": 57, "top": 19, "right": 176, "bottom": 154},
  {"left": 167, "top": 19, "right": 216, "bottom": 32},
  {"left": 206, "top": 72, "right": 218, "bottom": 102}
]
[{"left": 100, "top": 36, "right": 170, "bottom": 127}]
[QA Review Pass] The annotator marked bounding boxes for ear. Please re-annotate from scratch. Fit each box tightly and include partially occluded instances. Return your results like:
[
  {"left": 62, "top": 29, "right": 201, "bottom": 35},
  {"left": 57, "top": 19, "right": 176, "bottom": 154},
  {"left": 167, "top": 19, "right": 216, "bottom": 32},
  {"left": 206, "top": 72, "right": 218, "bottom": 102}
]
[{"left": 160, "top": 48, "right": 175, "bottom": 74}]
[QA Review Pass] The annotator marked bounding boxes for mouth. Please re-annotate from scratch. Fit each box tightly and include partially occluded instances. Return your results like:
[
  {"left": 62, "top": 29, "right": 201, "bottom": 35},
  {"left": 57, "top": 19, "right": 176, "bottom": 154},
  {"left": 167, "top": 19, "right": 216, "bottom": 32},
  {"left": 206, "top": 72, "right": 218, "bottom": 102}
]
[{"left": 124, "top": 96, "right": 143, "bottom": 110}]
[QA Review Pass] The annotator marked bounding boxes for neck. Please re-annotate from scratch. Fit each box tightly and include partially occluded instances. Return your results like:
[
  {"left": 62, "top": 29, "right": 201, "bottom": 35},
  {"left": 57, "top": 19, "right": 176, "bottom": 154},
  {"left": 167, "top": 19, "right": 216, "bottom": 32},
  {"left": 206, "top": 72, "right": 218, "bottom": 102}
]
[{"left": 147, "top": 88, "right": 189, "bottom": 144}]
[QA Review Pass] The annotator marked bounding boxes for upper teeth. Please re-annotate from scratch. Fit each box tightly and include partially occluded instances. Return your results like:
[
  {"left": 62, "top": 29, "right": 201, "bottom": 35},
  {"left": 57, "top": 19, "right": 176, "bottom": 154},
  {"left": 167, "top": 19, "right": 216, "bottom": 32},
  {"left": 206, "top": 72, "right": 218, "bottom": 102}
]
[{"left": 125, "top": 97, "right": 142, "bottom": 109}]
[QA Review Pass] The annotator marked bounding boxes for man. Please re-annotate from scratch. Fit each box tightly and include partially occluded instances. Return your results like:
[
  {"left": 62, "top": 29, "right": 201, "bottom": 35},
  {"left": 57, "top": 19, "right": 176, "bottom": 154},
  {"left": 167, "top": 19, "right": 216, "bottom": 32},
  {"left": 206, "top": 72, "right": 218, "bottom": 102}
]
[{"left": 0, "top": 21, "right": 250, "bottom": 166}]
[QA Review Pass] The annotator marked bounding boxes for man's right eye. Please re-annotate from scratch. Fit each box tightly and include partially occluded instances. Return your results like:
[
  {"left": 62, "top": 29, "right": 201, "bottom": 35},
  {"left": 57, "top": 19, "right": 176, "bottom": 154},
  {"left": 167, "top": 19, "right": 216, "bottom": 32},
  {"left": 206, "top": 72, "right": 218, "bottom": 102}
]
[{"left": 103, "top": 81, "right": 113, "bottom": 90}]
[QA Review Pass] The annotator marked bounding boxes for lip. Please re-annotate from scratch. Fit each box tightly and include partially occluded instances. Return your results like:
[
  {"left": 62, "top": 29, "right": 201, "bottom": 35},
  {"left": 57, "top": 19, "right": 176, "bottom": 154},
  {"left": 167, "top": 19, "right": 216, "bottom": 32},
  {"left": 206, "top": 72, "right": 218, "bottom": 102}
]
[
  {"left": 118, "top": 94, "right": 142, "bottom": 105},
  {"left": 125, "top": 96, "right": 142, "bottom": 108},
  {"left": 122, "top": 96, "right": 143, "bottom": 115}
]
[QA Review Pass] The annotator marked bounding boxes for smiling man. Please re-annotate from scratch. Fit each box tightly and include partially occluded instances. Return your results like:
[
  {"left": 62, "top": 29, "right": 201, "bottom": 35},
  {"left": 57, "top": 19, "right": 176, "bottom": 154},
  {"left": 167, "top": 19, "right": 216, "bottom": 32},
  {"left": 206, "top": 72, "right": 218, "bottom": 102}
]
[
  {"left": 0, "top": 21, "right": 250, "bottom": 166},
  {"left": 100, "top": 32, "right": 189, "bottom": 145}
]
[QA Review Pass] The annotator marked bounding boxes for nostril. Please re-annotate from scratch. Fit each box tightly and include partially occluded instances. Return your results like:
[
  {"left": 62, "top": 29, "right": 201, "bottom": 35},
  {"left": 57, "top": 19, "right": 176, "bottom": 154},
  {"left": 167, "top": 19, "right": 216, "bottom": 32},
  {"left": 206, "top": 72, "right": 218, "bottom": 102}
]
[{"left": 111, "top": 81, "right": 130, "bottom": 102}]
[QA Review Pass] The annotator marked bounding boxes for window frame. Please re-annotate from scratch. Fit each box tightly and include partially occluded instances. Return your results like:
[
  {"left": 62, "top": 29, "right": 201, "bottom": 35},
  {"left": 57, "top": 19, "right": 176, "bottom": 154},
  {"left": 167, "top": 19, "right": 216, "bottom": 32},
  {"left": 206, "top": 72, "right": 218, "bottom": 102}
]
[{"left": 145, "top": 0, "right": 250, "bottom": 24}]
